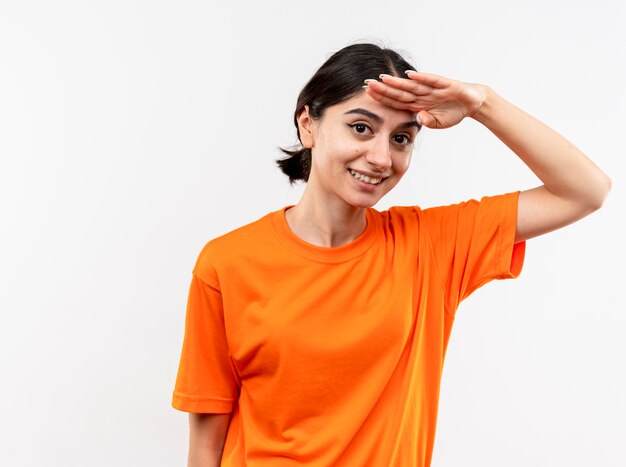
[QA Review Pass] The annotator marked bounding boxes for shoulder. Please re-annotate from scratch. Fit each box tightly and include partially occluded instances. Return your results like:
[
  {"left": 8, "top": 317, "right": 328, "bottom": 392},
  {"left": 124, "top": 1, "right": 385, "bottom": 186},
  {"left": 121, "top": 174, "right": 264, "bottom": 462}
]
[
  {"left": 378, "top": 192, "right": 519, "bottom": 236},
  {"left": 419, "top": 192, "right": 519, "bottom": 222},
  {"left": 192, "top": 209, "right": 279, "bottom": 282}
]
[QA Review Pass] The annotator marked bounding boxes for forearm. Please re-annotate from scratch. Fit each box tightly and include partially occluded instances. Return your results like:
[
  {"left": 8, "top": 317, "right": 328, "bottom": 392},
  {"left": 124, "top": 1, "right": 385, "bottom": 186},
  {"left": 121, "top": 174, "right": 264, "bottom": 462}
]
[
  {"left": 471, "top": 86, "right": 611, "bottom": 208},
  {"left": 188, "top": 445, "right": 223, "bottom": 467},
  {"left": 187, "top": 413, "right": 230, "bottom": 467}
]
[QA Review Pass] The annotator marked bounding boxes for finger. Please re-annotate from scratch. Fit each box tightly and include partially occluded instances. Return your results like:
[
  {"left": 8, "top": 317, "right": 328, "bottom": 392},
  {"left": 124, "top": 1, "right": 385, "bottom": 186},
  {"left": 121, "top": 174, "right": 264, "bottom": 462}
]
[
  {"left": 376, "top": 75, "right": 433, "bottom": 96},
  {"left": 417, "top": 111, "right": 433, "bottom": 128},
  {"left": 365, "top": 80, "right": 418, "bottom": 103},
  {"left": 364, "top": 88, "right": 414, "bottom": 111},
  {"left": 404, "top": 71, "right": 451, "bottom": 89}
]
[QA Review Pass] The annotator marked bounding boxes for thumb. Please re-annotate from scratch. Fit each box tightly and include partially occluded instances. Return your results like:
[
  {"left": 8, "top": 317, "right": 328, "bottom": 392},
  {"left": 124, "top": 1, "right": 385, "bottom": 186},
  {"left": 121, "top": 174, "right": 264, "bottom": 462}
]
[{"left": 417, "top": 111, "right": 433, "bottom": 128}]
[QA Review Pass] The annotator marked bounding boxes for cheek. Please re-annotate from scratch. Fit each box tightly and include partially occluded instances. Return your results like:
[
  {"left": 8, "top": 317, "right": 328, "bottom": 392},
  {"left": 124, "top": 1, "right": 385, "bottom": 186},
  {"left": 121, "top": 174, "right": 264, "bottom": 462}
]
[
  {"left": 318, "top": 130, "right": 354, "bottom": 155},
  {"left": 393, "top": 152, "right": 412, "bottom": 174},
  {"left": 327, "top": 140, "right": 362, "bottom": 162}
]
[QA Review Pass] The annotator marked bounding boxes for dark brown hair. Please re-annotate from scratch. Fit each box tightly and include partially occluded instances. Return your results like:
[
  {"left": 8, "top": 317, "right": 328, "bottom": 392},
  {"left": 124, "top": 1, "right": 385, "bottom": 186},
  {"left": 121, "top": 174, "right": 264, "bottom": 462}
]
[{"left": 276, "top": 43, "right": 417, "bottom": 184}]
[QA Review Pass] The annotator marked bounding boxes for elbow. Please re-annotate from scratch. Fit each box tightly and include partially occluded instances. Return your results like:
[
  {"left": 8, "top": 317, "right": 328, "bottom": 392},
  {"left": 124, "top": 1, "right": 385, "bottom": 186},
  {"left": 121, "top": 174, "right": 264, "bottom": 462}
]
[
  {"left": 596, "top": 172, "right": 612, "bottom": 208},
  {"left": 605, "top": 173, "right": 613, "bottom": 194},
  {"left": 586, "top": 172, "right": 612, "bottom": 212}
]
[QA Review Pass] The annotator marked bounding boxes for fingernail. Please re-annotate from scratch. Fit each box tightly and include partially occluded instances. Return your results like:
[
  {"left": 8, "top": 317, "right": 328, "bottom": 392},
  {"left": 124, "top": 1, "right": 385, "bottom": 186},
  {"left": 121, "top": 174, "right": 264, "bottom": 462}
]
[
  {"left": 362, "top": 85, "right": 369, "bottom": 89},
  {"left": 405, "top": 70, "right": 417, "bottom": 75},
  {"left": 379, "top": 73, "right": 392, "bottom": 79},
  {"left": 364, "top": 79, "right": 377, "bottom": 84}
]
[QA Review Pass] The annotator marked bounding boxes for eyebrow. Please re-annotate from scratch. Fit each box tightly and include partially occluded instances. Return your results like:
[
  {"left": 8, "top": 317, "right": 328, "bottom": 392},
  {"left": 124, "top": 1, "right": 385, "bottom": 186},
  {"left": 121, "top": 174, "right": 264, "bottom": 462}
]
[{"left": 343, "top": 108, "right": 422, "bottom": 130}]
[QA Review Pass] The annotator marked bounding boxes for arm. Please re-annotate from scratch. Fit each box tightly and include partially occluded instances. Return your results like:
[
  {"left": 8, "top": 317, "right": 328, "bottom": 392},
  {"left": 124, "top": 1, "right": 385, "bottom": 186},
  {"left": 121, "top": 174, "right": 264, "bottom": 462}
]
[
  {"left": 188, "top": 413, "right": 230, "bottom": 467},
  {"left": 364, "top": 72, "right": 612, "bottom": 242},
  {"left": 470, "top": 86, "right": 611, "bottom": 242}
]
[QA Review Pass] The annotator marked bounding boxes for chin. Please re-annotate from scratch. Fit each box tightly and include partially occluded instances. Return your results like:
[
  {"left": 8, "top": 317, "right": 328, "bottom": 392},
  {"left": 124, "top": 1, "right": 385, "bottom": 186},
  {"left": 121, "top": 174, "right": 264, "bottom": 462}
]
[{"left": 345, "top": 194, "right": 384, "bottom": 209}]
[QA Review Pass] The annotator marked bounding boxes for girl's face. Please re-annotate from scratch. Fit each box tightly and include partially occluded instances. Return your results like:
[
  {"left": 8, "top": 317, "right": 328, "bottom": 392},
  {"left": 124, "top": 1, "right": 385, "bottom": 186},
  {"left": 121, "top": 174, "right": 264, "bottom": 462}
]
[{"left": 298, "top": 91, "right": 420, "bottom": 209}]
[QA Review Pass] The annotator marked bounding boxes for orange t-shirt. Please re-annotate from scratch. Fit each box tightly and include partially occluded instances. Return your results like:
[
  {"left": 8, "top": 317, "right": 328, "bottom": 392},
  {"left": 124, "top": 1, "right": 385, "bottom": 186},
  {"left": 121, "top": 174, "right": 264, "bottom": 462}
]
[{"left": 172, "top": 192, "right": 525, "bottom": 466}]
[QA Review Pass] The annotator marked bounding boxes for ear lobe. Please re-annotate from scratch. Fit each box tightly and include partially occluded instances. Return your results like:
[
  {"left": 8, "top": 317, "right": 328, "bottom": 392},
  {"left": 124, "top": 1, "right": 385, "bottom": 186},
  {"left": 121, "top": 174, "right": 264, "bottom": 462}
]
[{"left": 296, "top": 105, "right": 315, "bottom": 149}]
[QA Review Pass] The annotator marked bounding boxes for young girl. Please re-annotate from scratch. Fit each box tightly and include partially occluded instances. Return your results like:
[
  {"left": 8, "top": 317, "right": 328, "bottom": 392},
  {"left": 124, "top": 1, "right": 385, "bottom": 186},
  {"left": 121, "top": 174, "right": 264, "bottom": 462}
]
[{"left": 172, "top": 43, "right": 611, "bottom": 467}]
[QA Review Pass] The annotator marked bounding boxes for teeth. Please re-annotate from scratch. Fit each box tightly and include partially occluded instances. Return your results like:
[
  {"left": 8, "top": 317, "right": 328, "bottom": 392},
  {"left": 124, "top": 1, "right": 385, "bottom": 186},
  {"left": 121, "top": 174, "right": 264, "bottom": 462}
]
[{"left": 350, "top": 170, "right": 383, "bottom": 185}]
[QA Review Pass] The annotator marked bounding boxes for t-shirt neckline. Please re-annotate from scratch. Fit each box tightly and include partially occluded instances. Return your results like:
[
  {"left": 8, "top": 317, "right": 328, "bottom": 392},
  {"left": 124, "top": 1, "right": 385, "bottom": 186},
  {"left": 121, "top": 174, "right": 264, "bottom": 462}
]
[{"left": 270, "top": 205, "right": 379, "bottom": 263}]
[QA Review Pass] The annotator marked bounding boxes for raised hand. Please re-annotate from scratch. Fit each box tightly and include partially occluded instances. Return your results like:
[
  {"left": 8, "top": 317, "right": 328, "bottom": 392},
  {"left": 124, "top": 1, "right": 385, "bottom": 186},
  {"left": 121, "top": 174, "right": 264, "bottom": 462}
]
[{"left": 363, "top": 71, "right": 488, "bottom": 129}]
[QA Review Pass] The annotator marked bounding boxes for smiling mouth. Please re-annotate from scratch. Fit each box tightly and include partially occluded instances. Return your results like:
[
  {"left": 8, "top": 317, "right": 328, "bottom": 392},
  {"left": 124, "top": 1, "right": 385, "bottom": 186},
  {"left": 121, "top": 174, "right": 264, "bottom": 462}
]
[{"left": 349, "top": 169, "right": 386, "bottom": 185}]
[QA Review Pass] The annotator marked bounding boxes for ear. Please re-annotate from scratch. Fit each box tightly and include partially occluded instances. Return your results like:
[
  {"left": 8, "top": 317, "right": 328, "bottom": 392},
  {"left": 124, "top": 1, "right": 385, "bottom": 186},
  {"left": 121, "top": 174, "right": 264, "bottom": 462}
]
[{"left": 296, "top": 105, "right": 315, "bottom": 149}]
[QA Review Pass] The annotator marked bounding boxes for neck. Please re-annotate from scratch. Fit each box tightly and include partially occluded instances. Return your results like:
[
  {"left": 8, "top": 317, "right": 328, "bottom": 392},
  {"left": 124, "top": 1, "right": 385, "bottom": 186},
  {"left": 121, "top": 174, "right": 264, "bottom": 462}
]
[{"left": 285, "top": 186, "right": 367, "bottom": 248}]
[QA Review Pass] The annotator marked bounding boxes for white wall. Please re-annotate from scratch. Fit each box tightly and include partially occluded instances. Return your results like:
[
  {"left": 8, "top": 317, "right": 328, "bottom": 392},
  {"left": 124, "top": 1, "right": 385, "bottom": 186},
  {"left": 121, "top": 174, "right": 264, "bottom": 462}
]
[{"left": 1, "top": 1, "right": 624, "bottom": 466}]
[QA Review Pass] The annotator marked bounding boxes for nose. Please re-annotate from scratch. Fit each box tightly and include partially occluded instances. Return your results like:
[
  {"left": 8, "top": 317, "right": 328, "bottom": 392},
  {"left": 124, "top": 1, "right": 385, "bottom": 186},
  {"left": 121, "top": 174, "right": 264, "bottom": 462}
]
[{"left": 364, "top": 137, "right": 393, "bottom": 171}]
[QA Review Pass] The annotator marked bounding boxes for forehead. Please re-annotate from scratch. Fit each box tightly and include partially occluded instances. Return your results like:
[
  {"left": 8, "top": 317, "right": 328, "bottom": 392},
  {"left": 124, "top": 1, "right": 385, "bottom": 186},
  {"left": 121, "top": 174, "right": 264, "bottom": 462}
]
[{"left": 327, "top": 91, "right": 417, "bottom": 123}]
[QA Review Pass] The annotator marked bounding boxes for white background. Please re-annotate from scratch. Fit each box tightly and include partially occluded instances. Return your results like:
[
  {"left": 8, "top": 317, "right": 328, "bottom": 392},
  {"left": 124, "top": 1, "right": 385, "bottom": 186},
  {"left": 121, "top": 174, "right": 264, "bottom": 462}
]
[{"left": 1, "top": 1, "right": 624, "bottom": 466}]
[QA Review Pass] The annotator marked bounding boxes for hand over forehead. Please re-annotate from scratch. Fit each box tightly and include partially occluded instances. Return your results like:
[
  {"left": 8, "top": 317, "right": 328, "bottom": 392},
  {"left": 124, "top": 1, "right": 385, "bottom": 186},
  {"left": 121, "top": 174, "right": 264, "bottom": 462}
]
[{"left": 363, "top": 71, "right": 483, "bottom": 129}]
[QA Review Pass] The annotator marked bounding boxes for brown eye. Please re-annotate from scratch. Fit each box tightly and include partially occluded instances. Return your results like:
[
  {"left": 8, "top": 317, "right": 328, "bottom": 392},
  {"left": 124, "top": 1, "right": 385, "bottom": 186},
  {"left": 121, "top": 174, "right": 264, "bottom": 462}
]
[
  {"left": 348, "top": 123, "right": 372, "bottom": 135},
  {"left": 393, "top": 134, "right": 411, "bottom": 145}
]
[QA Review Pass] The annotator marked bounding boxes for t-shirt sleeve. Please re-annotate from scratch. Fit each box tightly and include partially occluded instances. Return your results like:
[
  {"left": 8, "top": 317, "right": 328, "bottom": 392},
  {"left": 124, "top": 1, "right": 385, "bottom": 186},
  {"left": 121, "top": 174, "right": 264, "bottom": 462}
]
[
  {"left": 421, "top": 191, "right": 526, "bottom": 315},
  {"left": 172, "top": 268, "right": 240, "bottom": 413}
]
